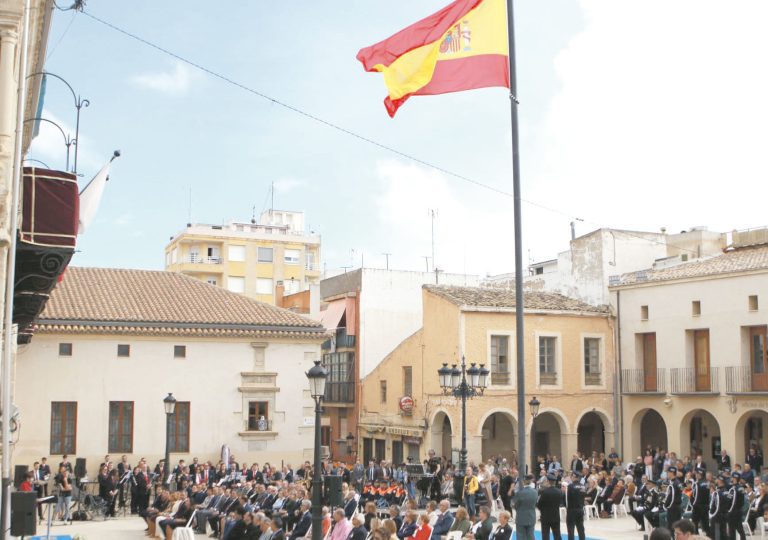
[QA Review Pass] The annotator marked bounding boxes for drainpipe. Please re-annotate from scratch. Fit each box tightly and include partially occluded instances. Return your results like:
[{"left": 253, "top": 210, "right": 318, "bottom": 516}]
[{"left": 615, "top": 290, "right": 624, "bottom": 458}]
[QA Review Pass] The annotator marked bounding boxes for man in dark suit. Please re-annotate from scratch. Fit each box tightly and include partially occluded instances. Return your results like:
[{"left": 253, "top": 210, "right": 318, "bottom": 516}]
[
  {"left": 570, "top": 454, "right": 583, "bottom": 475},
  {"left": 430, "top": 499, "right": 454, "bottom": 540},
  {"left": 537, "top": 474, "right": 563, "bottom": 540},
  {"left": 366, "top": 461, "right": 381, "bottom": 483},
  {"left": 343, "top": 491, "right": 358, "bottom": 519},
  {"left": 348, "top": 515, "right": 368, "bottom": 540},
  {"left": 39, "top": 458, "right": 51, "bottom": 496},
  {"left": 352, "top": 460, "right": 364, "bottom": 493},
  {"left": 289, "top": 500, "right": 312, "bottom": 540},
  {"left": 513, "top": 475, "right": 538, "bottom": 540},
  {"left": 270, "top": 517, "right": 286, "bottom": 540},
  {"left": 718, "top": 450, "right": 731, "bottom": 472},
  {"left": 492, "top": 511, "right": 513, "bottom": 540},
  {"left": 499, "top": 468, "right": 515, "bottom": 511}
]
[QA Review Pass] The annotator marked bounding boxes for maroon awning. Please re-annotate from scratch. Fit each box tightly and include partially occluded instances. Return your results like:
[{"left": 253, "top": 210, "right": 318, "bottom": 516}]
[{"left": 20, "top": 167, "right": 78, "bottom": 248}]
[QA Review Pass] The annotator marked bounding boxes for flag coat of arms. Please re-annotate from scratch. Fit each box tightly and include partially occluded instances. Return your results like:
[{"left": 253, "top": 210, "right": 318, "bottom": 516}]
[{"left": 357, "top": 0, "right": 509, "bottom": 117}]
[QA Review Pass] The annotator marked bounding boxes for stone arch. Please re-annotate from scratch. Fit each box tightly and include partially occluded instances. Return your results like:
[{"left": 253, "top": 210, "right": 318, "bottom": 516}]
[
  {"left": 679, "top": 408, "right": 721, "bottom": 470},
  {"left": 735, "top": 408, "right": 768, "bottom": 466},
  {"left": 530, "top": 408, "right": 570, "bottom": 466},
  {"left": 573, "top": 407, "right": 613, "bottom": 435},
  {"left": 429, "top": 409, "right": 454, "bottom": 461},
  {"left": 477, "top": 408, "right": 518, "bottom": 462},
  {"left": 577, "top": 411, "right": 607, "bottom": 456},
  {"left": 630, "top": 408, "right": 668, "bottom": 458}
]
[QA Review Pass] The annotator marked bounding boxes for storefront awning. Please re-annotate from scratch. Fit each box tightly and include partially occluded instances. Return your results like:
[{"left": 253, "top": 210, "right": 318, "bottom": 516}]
[{"left": 320, "top": 300, "right": 346, "bottom": 331}]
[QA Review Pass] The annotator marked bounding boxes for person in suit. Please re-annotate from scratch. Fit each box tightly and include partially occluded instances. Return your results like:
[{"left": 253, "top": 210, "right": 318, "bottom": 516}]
[
  {"left": 270, "top": 517, "right": 286, "bottom": 540},
  {"left": 537, "top": 474, "right": 563, "bottom": 540},
  {"left": 352, "top": 460, "right": 365, "bottom": 494},
  {"left": 570, "top": 454, "right": 584, "bottom": 475},
  {"left": 347, "top": 515, "right": 368, "bottom": 540},
  {"left": 429, "top": 499, "right": 454, "bottom": 540},
  {"left": 388, "top": 505, "right": 403, "bottom": 531},
  {"left": 719, "top": 450, "right": 732, "bottom": 472},
  {"left": 343, "top": 490, "right": 358, "bottom": 519},
  {"left": 366, "top": 461, "right": 381, "bottom": 484},
  {"left": 396, "top": 511, "right": 418, "bottom": 540},
  {"left": 290, "top": 500, "right": 312, "bottom": 540},
  {"left": 493, "top": 511, "right": 513, "bottom": 540},
  {"left": 39, "top": 457, "right": 51, "bottom": 497},
  {"left": 513, "top": 474, "right": 538, "bottom": 540}
]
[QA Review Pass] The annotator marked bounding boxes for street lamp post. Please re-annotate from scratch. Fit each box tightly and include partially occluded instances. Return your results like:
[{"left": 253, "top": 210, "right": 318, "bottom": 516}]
[
  {"left": 163, "top": 393, "right": 177, "bottom": 488},
  {"left": 306, "top": 360, "right": 328, "bottom": 540},
  {"left": 437, "top": 357, "right": 489, "bottom": 500},
  {"left": 528, "top": 396, "right": 540, "bottom": 471}
]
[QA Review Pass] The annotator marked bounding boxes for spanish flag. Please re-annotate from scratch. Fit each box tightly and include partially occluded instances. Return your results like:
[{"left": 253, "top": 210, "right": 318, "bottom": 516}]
[{"left": 357, "top": 0, "right": 509, "bottom": 117}]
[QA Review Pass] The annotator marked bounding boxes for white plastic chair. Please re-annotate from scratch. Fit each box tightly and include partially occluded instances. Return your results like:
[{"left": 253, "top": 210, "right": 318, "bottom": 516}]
[
  {"left": 612, "top": 495, "right": 628, "bottom": 518},
  {"left": 446, "top": 531, "right": 463, "bottom": 540},
  {"left": 744, "top": 519, "right": 754, "bottom": 538},
  {"left": 584, "top": 502, "right": 598, "bottom": 520},
  {"left": 757, "top": 516, "right": 768, "bottom": 539}
]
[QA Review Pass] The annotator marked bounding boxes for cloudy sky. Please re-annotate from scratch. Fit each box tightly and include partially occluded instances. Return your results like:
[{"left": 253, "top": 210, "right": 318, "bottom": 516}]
[{"left": 32, "top": 1, "right": 768, "bottom": 277}]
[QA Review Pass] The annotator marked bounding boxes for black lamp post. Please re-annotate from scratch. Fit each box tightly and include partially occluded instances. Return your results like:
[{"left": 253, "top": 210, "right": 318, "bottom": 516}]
[
  {"left": 163, "top": 393, "right": 176, "bottom": 487},
  {"left": 306, "top": 360, "right": 328, "bottom": 540},
  {"left": 528, "top": 396, "right": 540, "bottom": 467},
  {"left": 438, "top": 356, "right": 489, "bottom": 500}
]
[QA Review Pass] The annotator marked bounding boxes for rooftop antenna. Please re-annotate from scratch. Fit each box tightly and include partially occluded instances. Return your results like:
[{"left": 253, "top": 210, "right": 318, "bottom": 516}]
[
  {"left": 251, "top": 205, "right": 257, "bottom": 224},
  {"left": 270, "top": 181, "right": 274, "bottom": 217},
  {"left": 382, "top": 253, "right": 391, "bottom": 270},
  {"left": 428, "top": 209, "right": 438, "bottom": 273},
  {"left": 187, "top": 186, "right": 192, "bottom": 226},
  {"left": 422, "top": 255, "right": 430, "bottom": 273}
]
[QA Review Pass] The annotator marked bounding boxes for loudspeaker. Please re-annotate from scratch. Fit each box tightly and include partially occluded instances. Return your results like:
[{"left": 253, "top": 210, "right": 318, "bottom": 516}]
[
  {"left": 11, "top": 491, "right": 36, "bottom": 536},
  {"left": 13, "top": 465, "right": 28, "bottom": 489},
  {"left": 75, "top": 457, "right": 87, "bottom": 479},
  {"left": 324, "top": 474, "right": 343, "bottom": 507}
]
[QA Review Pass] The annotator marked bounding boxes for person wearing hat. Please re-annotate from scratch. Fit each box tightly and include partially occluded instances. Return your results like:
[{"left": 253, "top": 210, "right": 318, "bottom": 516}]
[
  {"left": 513, "top": 474, "right": 538, "bottom": 540},
  {"left": 727, "top": 471, "right": 747, "bottom": 539},
  {"left": 663, "top": 466, "right": 683, "bottom": 526},
  {"left": 709, "top": 475, "right": 731, "bottom": 540},
  {"left": 536, "top": 474, "right": 562, "bottom": 540},
  {"left": 637, "top": 478, "right": 662, "bottom": 531},
  {"left": 690, "top": 468, "right": 711, "bottom": 537},
  {"left": 564, "top": 472, "right": 586, "bottom": 540}
]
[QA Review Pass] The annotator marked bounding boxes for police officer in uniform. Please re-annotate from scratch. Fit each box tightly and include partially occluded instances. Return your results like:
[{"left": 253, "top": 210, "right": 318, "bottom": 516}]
[
  {"left": 632, "top": 478, "right": 659, "bottom": 531},
  {"left": 727, "top": 471, "right": 747, "bottom": 540},
  {"left": 691, "top": 469, "right": 711, "bottom": 536},
  {"left": 536, "top": 474, "right": 562, "bottom": 540},
  {"left": 564, "top": 472, "right": 585, "bottom": 540},
  {"left": 664, "top": 466, "right": 683, "bottom": 526},
  {"left": 710, "top": 475, "right": 731, "bottom": 540}
]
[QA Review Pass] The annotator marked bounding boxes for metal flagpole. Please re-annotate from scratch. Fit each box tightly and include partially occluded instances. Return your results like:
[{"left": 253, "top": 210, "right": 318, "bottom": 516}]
[{"left": 505, "top": 0, "right": 527, "bottom": 487}]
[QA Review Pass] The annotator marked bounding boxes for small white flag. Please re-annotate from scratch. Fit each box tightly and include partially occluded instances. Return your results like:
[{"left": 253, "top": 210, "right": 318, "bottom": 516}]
[{"left": 78, "top": 151, "right": 119, "bottom": 234}]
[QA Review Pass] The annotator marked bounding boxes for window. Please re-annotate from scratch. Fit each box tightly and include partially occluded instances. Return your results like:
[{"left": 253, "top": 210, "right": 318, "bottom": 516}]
[
  {"left": 284, "top": 249, "right": 301, "bottom": 264},
  {"left": 169, "top": 402, "right": 190, "bottom": 452},
  {"left": 380, "top": 381, "right": 387, "bottom": 403},
  {"left": 188, "top": 246, "right": 200, "bottom": 263},
  {"left": 171, "top": 247, "right": 178, "bottom": 264},
  {"left": 584, "top": 338, "right": 601, "bottom": 385},
  {"left": 323, "top": 352, "right": 355, "bottom": 402},
  {"left": 641, "top": 305, "right": 649, "bottom": 320},
  {"left": 306, "top": 251, "right": 316, "bottom": 271},
  {"left": 174, "top": 345, "right": 186, "bottom": 358},
  {"left": 228, "top": 276, "right": 246, "bottom": 293},
  {"left": 750, "top": 295, "right": 759, "bottom": 311},
  {"left": 248, "top": 401, "right": 269, "bottom": 431},
  {"left": 117, "top": 344, "right": 130, "bottom": 357},
  {"left": 108, "top": 401, "right": 133, "bottom": 453},
  {"left": 490, "top": 335, "right": 510, "bottom": 385},
  {"left": 539, "top": 336, "right": 557, "bottom": 384},
  {"left": 207, "top": 246, "right": 220, "bottom": 261},
  {"left": 692, "top": 300, "right": 701, "bottom": 316},
  {"left": 257, "top": 247, "right": 273, "bottom": 263},
  {"left": 256, "top": 278, "right": 273, "bottom": 295},
  {"left": 206, "top": 277, "right": 217, "bottom": 286},
  {"left": 59, "top": 343, "right": 72, "bottom": 357},
  {"left": 50, "top": 402, "right": 77, "bottom": 454},
  {"left": 403, "top": 366, "right": 413, "bottom": 396},
  {"left": 228, "top": 245, "right": 246, "bottom": 262}
]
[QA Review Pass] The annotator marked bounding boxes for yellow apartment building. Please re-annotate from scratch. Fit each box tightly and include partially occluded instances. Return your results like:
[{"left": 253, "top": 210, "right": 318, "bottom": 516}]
[
  {"left": 358, "top": 285, "right": 617, "bottom": 467},
  {"left": 165, "top": 210, "right": 321, "bottom": 305}
]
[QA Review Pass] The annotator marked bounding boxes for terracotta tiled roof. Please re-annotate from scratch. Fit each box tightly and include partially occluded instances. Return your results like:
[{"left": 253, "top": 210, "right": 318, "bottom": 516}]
[
  {"left": 37, "top": 267, "right": 325, "bottom": 337},
  {"left": 424, "top": 285, "right": 608, "bottom": 313},
  {"left": 612, "top": 245, "right": 768, "bottom": 286}
]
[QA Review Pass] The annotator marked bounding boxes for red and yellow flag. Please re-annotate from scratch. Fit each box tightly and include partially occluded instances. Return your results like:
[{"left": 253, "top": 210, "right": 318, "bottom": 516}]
[{"left": 357, "top": 0, "right": 509, "bottom": 117}]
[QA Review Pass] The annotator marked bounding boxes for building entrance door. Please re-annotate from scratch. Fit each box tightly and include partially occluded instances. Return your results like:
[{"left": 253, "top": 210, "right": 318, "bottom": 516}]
[
  {"left": 694, "top": 330, "right": 711, "bottom": 391},
  {"left": 751, "top": 326, "right": 768, "bottom": 391}
]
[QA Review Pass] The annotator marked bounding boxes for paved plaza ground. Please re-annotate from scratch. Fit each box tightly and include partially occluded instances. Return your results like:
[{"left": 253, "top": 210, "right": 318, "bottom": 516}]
[{"left": 17, "top": 514, "right": 653, "bottom": 540}]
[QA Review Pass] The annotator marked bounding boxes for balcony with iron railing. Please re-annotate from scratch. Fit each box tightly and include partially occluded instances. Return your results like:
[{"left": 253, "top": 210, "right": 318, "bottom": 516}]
[
  {"left": 669, "top": 367, "right": 720, "bottom": 394},
  {"left": 185, "top": 254, "right": 222, "bottom": 264},
  {"left": 725, "top": 365, "right": 768, "bottom": 394},
  {"left": 621, "top": 368, "right": 668, "bottom": 394}
]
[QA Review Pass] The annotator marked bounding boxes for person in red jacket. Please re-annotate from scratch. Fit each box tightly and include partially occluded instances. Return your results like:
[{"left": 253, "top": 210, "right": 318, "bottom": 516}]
[
  {"left": 19, "top": 471, "right": 35, "bottom": 492},
  {"left": 408, "top": 513, "right": 432, "bottom": 540}
]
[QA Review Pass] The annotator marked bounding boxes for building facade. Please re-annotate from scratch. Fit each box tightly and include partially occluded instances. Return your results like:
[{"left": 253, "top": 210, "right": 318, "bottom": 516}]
[
  {"left": 358, "top": 285, "right": 617, "bottom": 467},
  {"left": 164, "top": 209, "right": 321, "bottom": 306},
  {"left": 13, "top": 267, "right": 327, "bottom": 476},
  {"left": 611, "top": 241, "right": 768, "bottom": 470},
  {"left": 317, "top": 269, "right": 479, "bottom": 463}
]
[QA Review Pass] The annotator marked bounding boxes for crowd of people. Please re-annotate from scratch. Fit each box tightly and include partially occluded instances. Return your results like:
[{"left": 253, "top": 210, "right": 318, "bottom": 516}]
[{"left": 16, "top": 444, "right": 768, "bottom": 540}]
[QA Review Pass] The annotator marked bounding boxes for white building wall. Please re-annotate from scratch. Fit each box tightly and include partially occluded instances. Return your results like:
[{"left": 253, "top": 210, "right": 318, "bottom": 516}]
[
  {"left": 13, "top": 334, "right": 320, "bottom": 476},
  {"left": 358, "top": 269, "right": 479, "bottom": 378}
]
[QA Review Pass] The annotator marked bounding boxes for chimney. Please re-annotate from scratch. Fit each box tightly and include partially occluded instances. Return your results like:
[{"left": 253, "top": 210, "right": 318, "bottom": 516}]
[
  {"left": 275, "top": 280, "right": 284, "bottom": 307},
  {"left": 570, "top": 221, "right": 576, "bottom": 240}
]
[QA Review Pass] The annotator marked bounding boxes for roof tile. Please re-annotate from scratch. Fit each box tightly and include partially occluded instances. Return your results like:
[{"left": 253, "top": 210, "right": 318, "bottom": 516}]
[{"left": 424, "top": 285, "right": 608, "bottom": 313}]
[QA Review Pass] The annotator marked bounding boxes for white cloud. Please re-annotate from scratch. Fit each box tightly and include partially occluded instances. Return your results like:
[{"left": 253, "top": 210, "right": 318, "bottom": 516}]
[
  {"left": 374, "top": 160, "right": 514, "bottom": 277},
  {"left": 131, "top": 62, "right": 194, "bottom": 95},
  {"left": 27, "top": 109, "right": 102, "bottom": 175},
  {"left": 528, "top": 0, "right": 768, "bottom": 237}
]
